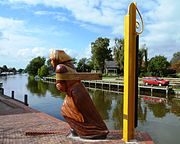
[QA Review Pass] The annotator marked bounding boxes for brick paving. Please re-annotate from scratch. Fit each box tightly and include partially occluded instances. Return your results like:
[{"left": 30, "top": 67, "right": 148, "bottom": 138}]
[{"left": 0, "top": 94, "right": 154, "bottom": 144}]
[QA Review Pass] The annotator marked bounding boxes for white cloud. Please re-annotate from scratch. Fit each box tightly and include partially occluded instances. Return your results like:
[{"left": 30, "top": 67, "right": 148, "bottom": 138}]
[
  {"left": 7, "top": 0, "right": 126, "bottom": 35},
  {"left": 79, "top": 44, "right": 92, "bottom": 59},
  {"left": 16, "top": 47, "right": 51, "bottom": 63},
  {"left": 0, "top": 14, "right": 73, "bottom": 68},
  {"left": 0, "top": 16, "right": 24, "bottom": 32},
  {"left": 1, "top": 0, "right": 180, "bottom": 65},
  {"left": 0, "top": 16, "right": 44, "bottom": 68},
  {"left": 34, "top": 10, "right": 70, "bottom": 22},
  {"left": 79, "top": 23, "right": 108, "bottom": 34},
  {"left": 0, "top": 15, "right": 75, "bottom": 69},
  {"left": 141, "top": 0, "right": 180, "bottom": 60}
]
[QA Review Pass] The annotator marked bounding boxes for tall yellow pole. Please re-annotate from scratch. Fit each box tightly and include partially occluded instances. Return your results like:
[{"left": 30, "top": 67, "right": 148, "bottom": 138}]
[{"left": 123, "top": 2, "right": 137, "bottom": 142}]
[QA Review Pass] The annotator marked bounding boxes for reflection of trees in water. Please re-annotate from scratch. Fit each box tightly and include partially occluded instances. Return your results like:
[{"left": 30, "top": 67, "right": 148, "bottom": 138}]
[
  {"left": 146, "top": 101, "right": 170, "bottom": 118},
  {"left": 26, "top": 77, "right": 48, "bottom": 96},
  {"left": 90, "top": 90, "right": 112, "bottom": 120},
  {"left": 142, "top": 97, "right": 180, "bottom": 119},
  {"left": 0, "top": 76, "right": 7, "bottom": 81},
  {"left": 88, "top": 89, "right": 123, "bottom": 129},
  {"left": 89, "top": 89, "right": 124, "bottom": 129},
  {"left": 48, "top": 83, "right": 66, "bottom": 99},
  {"left": 169, "top": 98, "right": 180, "bottom": 117},
  {"left": 27, "top": 77, "right": 66, "bottom": 99},
  {"left": 138, "top": 98, "right": 147, "bottom": 124},
  {"left": 112, "top": 97, "right": 123, "bottom": 129}
]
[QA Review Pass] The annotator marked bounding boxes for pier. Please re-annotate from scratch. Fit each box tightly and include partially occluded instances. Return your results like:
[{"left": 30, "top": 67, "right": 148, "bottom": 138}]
[
  {"left": 83, "top": 80, "right": 172, "bottom": 98},
  {"left": 0, "top": 88, "right": 29, "bottom": 106},
  {"left": 0, "top": 91, "right": 153, "bottom": 144},
  {"left": 43, "top": 77, "right": 174, "bottom": 98}
]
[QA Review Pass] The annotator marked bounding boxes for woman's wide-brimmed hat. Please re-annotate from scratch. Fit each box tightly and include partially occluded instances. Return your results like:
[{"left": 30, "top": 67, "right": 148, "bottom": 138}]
[
  {"left": 50, "top": 50, "right": 72, "bottom": 63},
  {"left": 50, "top": 50, "right": 102, "bottom": 81}
]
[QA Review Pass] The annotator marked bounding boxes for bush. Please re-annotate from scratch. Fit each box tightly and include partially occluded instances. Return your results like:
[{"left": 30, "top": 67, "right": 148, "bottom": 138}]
[
  {"left": 38, "top": 65, "right": 49, "bottom": 78},
  {"left": 26, "top": 56, "right": 45, "bottom": 76}
]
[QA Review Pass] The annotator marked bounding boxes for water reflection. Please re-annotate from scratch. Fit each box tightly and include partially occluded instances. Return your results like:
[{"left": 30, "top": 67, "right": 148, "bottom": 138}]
[
  {"left": 26, "top": 77, "right": 48, "bottom": 96},
  {"left": 146, "top": 101, "right": 170, "bottom": 118},
  {"left": 112, "top": 97, "right": 123, "bottom": 129},
  {"left": 26, "top": 77, "right": 66, "bottom": 99},
  {"left": 88, "top": 89, "right": 124, "bottom": 129},
  {"left": 89, "top": 90, "right": 111, "bottom": 119},
  {"left": 138, "top": 98, "right": 147, "bottom": 124},
  {"left": 1, "top": 75, "right": 180, "bottom": 144},
  {"left": 1, "top": 75, "right": 180, "bottom": 123},
  {"left": 48, "top": 83, "right": 66, "bottom": 98},
  {"left": 169, "top": 98, "right": 180, "bottom": 117}
]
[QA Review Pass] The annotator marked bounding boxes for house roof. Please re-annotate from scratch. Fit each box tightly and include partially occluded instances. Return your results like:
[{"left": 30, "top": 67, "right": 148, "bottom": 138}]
[{"left": 105, "top": 61, "right": 119, "bottom": 69}]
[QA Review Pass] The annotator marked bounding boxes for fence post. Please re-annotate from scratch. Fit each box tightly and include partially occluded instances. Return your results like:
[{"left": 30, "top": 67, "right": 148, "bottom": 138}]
[
  {"left": 24, "top": 94, "right": 28, "bottom": 106},
  {"left": 151, "top": 88, "right": 153, "bottom": 97},
  {"left": 166, "top": 86, "right": 169, "bottom": 99},
  {"left": 11, "top": 91, "right": 14, "bottom": 99},
  {"left": 0, "top": 88, "right": 4, "bottom": 95},
  {"left": 109, "top": 81, "right": 110, "bottom": 91}
]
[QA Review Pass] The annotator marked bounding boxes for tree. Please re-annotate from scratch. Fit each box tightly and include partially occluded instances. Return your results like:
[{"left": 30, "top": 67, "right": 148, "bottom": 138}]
[
  {"left": 18, "top": 68, "right": 24, "bottom": 73},
  {"left": 46, "top": 58, "right": 54, "bottom": 73},
  {"left": 38, "top": 65, "right": 49, "bottom": 78},
  {"left": 26, "top": 56, "right": 45, "bottom": 76},
  {"left": 46, "top": 59, "right": 52, "bottom": 67},
  {"left": 170, "top": 52, "right": 180, "bottom": 64},
  {"left": 170, "top": 52, "right": 180, "bottom": 73},
  {"left": 171, "top": 60, "right": 180, "bottom": 73},
  {"left": 113, "top": 38, "right": 124, "bottom": 73},
  {"left": 2, "top": 65, "right": 8, "bottom": 72},
  {"left": 147, "top": 55, "right": 170, "bottom": 77},
  {"left": 72, "top": 57, "right": 77, "bottom": 65},
  {"left": 9, "top": 67, "right": 17, "bottom": 74},
  {"left": 77, "top": 58, "right": 93, "bottom": 72},
  {"left": 0, "top": 67, "right": 3, "bottom": 73},
  {"left": 91, "top": 37, "right": 112, "bottom": 73},
  {"left": 138, "top": 45, "right": 148, "bottom": 76},
  {"left": 87, "top": 59, "right": 94, "bottom": 71},
  {"left": 113, "top": 39, "right": 148, "bottom": 76}
]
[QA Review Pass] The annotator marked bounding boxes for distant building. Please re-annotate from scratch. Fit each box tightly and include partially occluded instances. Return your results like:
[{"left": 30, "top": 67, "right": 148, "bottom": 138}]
[
  {"left": 0, "top": 72, "right": 14, "bottom": 76},
  {"left": 104, "top": 60, "right": 119, "bottom": 76}
]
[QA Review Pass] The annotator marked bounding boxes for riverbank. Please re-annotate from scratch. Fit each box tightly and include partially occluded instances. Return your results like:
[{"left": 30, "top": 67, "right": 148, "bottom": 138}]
[
  {"left": 0, "top": 93, "right": 154, "bottom": 144},
  {"left": 43, "top": 77, "right": 180, "bottom": 97}
]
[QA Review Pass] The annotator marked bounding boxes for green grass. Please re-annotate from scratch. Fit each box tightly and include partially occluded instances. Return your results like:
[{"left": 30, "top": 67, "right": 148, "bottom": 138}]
[
  {"left": 102, "top": 76, "right": 118, "bottom": 80},
  {"left": 177, "top": 73, "right": 180, "bottom": 78}
]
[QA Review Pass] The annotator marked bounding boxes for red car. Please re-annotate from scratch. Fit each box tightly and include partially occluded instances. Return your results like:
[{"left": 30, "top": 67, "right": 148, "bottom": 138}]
[{"left": 143, "top": 77, "right": 169, "bottom": 86}]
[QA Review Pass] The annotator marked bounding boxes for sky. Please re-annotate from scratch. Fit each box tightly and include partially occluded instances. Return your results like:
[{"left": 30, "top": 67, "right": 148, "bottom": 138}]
[{"left": 0, "top": 0, "right": 180, "bottom": 69}]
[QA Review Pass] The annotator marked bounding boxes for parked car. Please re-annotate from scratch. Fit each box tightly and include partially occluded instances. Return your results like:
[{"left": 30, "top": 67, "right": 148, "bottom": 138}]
[{"left": 143, "top": 77, "right": 169, "bottom": 86}]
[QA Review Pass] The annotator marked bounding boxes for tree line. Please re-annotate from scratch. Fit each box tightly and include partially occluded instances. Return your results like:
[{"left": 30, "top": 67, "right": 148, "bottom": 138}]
[
  {"left": 0, "top": 65, "right": 24, "bottom": 74},
  {"left": 25, "top": 37, "right": 180, "bottom": 78}
]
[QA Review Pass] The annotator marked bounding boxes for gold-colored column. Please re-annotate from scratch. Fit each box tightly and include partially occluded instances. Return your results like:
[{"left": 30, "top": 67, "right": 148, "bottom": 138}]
[{"left": 123, "top": 2, "right": 137, "bottom": 142}]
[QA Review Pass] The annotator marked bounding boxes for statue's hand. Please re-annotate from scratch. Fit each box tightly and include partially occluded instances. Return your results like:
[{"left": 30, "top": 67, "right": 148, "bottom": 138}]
[{"left": 56, "top": 81, "right": 66, "bottom": 92}]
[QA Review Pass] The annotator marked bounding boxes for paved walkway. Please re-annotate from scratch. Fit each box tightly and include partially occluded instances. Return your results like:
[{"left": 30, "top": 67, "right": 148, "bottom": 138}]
[{"left": 0, "top": 94, "right": 154, "bottom": 144}]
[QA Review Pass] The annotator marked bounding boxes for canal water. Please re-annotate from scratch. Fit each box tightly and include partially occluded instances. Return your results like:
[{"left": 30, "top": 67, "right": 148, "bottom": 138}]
[{"left": 0, "top": 74, "right": 180, "bottom": 144}]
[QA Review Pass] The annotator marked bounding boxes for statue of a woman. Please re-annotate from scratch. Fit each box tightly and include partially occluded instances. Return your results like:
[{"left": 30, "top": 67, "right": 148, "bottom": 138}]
[{"left": 50, "top": 50, "right": 109, "bottom": 139}]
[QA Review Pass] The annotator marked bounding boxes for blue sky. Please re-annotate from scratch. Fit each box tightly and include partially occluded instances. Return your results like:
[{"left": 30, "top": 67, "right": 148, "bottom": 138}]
[{"left": 0, "top": 0, "right": 180, "bottom": 69}]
